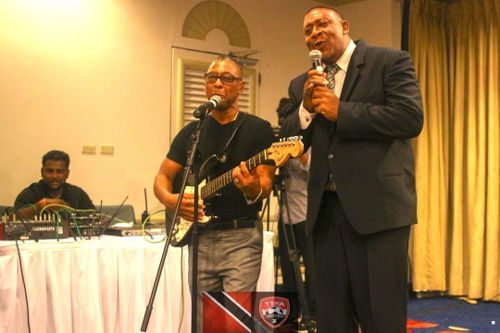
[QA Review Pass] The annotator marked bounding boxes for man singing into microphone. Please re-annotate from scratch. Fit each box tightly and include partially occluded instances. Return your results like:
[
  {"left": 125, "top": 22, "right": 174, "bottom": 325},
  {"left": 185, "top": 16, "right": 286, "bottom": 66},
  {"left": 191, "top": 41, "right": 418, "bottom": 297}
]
[
  {"left": 286, "top": 6, "right": 424, "bottom": 332},
  {"left": 154, "top": 56, "right": 275, "bottom": 331}
]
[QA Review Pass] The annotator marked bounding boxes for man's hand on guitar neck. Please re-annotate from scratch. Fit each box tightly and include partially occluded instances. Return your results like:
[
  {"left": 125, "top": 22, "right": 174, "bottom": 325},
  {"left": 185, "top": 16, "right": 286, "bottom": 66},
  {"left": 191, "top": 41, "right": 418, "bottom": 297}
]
[{"left": 232, "top": 162, "right": 264, "bottom": 202}]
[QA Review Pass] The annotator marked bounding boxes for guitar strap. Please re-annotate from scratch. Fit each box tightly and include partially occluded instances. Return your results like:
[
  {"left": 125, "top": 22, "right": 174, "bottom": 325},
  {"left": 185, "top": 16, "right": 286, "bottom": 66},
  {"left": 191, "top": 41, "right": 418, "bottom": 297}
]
[
  {"left": 217, "top": 112, "right": 247, "bottom": 164},
  {"left": 197, "top": 112, "right": 247, "bottom": 180}
]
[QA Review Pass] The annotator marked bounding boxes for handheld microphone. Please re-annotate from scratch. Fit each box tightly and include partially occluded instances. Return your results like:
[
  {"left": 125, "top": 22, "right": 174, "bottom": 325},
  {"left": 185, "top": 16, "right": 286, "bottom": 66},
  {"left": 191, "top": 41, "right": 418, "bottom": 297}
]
[
  {"left": 309, "top": 49, "right": 323, "bottom": 74},
  {"left": 193, "top": 95, "right": 222, "bottom": 119}
]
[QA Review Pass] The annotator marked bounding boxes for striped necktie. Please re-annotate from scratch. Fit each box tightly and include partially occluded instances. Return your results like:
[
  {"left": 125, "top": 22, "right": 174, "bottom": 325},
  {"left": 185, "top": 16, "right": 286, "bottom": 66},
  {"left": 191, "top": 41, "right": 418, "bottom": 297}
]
[
  {"left": 326, "top": 64, "right": 341, "bottom": 91},
  {"left": 326, "top": 65, "right": 340, "bottom": 137},
  {"left": 325, "top": 66, "right": 340, "bottom": 189}
]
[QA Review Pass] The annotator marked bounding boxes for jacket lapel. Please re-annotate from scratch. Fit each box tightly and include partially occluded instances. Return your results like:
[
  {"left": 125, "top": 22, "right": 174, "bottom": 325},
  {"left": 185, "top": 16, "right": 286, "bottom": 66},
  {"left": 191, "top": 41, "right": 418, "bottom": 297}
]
[{"left": 340, "top": 40, "right": 366, "bottom": 101}]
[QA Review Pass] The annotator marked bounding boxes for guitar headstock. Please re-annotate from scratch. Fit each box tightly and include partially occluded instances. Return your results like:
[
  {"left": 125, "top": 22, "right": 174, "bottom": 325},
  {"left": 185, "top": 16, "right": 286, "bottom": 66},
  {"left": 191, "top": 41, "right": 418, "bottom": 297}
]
[{"left": 266, "top": 137, "right": 304, "bottom": 167}]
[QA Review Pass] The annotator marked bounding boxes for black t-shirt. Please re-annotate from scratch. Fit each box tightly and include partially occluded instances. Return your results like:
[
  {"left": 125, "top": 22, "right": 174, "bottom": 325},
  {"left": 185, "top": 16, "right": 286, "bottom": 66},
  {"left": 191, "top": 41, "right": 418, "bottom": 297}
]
[
  {"left": 167, "top": 113, "right": 274, "bottom": 221},
  {"left": 14, "top": 180, "right": 95, "bottom": 210}
]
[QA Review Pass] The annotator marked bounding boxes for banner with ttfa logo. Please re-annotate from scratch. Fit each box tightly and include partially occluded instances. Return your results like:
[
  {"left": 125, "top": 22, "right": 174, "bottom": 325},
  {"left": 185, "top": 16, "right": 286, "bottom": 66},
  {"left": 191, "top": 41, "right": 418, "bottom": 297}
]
[{"left": 203, "top": 291, "right": 298, "bottom": 332}]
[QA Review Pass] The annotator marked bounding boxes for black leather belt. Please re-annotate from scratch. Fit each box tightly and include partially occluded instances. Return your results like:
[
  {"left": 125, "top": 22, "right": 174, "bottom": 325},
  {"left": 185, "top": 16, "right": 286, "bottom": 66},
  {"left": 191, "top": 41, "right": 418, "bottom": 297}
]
[{"left": 205, "top": 218, "right": 256, "bottom": 231}]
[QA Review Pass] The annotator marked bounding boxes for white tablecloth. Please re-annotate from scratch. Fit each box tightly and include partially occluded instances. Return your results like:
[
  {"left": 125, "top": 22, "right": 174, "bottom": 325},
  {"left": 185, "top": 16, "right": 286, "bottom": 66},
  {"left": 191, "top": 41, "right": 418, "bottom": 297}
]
[{"left": 0, "top": 231, "right": 275, "bottom": 333}]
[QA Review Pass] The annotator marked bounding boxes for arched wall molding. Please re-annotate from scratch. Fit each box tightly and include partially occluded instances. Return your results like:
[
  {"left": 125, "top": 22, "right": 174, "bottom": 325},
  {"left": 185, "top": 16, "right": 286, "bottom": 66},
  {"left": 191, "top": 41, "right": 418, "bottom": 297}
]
[{"left": 182, "top": 0, "right": 251, "bottom": 48}]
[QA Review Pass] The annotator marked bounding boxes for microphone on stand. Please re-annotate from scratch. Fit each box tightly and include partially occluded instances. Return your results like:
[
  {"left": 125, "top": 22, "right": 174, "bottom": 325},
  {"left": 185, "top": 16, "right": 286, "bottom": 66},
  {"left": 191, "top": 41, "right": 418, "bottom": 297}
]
[
  {"left": 141, "top": 188, "right": 149, "bottom": 223},
  {"left": 193, "top": 95, "right": 222, "bottom": 119},
  {"left": 309, "top": 49, "right": 323, "bottom": 74}
]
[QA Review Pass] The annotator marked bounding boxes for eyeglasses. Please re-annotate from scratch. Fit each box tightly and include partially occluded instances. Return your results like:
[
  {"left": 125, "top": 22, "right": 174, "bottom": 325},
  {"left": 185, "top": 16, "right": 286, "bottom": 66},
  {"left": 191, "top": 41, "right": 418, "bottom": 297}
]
[{"left": 204, "top": 73, "right": 242, "bottom": 85}]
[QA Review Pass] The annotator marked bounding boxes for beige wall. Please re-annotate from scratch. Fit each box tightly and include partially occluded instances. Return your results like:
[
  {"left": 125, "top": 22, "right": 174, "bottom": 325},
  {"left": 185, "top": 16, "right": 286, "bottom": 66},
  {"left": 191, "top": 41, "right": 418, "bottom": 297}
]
[{"left": 0, "top": 0, "right": 402, "bottom": 218}]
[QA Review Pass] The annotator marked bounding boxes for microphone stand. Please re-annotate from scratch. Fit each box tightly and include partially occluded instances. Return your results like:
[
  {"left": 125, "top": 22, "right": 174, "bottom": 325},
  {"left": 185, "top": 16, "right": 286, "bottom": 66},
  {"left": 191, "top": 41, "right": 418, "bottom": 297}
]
[
  {"left": 140, "top": 109, "right": 208, "bottom": 333},
  {"left": 277, "top": 168, "right": 315, "bottom": 332},
  {"left": 190, "top": 148, "right": 201, "bottom": 333}
]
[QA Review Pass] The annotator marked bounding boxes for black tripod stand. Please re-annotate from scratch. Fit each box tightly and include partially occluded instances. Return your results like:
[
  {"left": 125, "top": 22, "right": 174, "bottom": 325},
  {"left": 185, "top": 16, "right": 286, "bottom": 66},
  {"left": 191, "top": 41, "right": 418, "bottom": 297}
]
[{"left": 273, "top": 170, "right": 317, "bottom": 333}]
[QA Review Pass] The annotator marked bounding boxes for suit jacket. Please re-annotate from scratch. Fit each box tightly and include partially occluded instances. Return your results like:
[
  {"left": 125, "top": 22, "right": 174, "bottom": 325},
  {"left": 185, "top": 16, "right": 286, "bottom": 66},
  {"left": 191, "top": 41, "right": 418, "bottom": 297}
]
[{"left": 287, "top": 40, "right": 424, "bottom": 235}]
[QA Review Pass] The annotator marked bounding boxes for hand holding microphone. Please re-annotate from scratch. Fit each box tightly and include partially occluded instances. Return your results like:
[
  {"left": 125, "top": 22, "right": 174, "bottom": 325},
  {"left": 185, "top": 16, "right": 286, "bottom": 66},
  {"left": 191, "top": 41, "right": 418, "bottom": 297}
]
[
  {"left": 305, "top": 49, "right": 328, "bottom": 95},
  {"left": 307, "top": 49, "right": 329, "bottom": 88},
  {"left": 304, "top": 49, "right": 337, "bottom": 118}
]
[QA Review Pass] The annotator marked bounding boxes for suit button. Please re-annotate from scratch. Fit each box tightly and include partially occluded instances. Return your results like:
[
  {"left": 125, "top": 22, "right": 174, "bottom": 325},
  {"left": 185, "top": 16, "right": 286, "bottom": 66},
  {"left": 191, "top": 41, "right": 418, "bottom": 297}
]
[{"left": 328, "top": 153, "right": 334, "bottom": 159}]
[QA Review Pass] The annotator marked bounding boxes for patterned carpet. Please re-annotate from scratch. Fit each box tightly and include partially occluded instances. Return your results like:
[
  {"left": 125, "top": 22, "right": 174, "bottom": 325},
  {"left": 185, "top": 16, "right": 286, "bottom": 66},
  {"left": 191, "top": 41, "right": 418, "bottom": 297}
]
[{"left": 407, "top": 297, "right": 500, "bottom": 332}]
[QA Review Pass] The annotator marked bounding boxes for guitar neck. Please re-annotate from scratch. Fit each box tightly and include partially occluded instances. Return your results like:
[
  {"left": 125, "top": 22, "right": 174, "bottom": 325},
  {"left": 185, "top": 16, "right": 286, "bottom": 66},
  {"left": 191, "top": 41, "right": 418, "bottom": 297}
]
[{"left": 200, "top": 150, "right": 268, "bottom": 200}]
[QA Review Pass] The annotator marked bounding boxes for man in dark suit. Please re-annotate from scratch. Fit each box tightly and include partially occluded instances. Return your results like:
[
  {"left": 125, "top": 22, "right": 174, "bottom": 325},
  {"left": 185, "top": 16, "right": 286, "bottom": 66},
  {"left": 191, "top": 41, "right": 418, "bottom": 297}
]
[{"left": 286, "top": 6, "right": 424, "bottom": 332}]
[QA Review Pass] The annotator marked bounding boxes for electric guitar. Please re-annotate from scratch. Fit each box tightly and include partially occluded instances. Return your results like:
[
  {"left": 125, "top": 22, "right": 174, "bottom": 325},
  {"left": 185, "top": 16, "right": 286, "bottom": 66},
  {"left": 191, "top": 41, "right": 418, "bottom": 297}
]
[{"left": 170, "top": 138, "right": 304, "bottom": 247}]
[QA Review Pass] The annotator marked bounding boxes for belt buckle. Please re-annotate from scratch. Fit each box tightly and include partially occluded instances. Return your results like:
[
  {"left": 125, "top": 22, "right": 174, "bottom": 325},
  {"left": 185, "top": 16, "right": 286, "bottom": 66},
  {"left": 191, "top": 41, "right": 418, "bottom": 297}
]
[{"left": 325, "top": 180, "right": 336, "bottom": 192}]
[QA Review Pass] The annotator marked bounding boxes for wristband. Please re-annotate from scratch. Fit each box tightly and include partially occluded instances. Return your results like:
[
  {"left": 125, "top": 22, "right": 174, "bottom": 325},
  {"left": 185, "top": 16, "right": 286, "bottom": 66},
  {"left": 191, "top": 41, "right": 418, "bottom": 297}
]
[{"left": 244, "top": 187, "right": 263, "bottom": 205}]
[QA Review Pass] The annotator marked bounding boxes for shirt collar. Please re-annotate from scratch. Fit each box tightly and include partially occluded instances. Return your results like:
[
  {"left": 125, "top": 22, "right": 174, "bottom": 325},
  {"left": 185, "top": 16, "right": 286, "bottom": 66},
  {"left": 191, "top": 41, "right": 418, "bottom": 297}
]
[{"left": 336, "top": 39, "right": 356, "bottom": 73}]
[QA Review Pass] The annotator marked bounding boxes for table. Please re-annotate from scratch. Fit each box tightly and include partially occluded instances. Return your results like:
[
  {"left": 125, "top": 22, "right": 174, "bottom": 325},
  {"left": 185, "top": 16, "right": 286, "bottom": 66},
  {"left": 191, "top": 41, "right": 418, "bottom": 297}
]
[{"left": 0, "top": 232, "right": 275, "bottom": 333}]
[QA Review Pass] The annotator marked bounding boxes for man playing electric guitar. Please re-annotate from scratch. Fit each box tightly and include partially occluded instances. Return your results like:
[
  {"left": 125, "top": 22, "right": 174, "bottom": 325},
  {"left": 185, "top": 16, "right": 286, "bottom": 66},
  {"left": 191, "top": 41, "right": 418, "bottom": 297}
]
[
  {"left": 167, "top": 137, "right": 303, "bottom": 247},
  {"left": 154, "top": 56, "right": 276, "bottom": 332}
]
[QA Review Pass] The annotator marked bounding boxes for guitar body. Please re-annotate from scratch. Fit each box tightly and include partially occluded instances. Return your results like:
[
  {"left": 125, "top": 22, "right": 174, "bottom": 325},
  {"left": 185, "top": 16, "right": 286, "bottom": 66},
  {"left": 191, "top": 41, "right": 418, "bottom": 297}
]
[
  {"left": 169, "top": 138, "right": 304, "bottom": 247},
  {"left": 170, "top": 181, "right": 211, "bottom": 247}
]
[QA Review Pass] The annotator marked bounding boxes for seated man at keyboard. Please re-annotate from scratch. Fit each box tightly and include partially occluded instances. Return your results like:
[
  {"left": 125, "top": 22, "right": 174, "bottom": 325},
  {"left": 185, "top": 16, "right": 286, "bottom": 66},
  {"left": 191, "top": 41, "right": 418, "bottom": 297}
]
[{"left": 14, "top": 150, "right": 94, "bottom": 219}]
